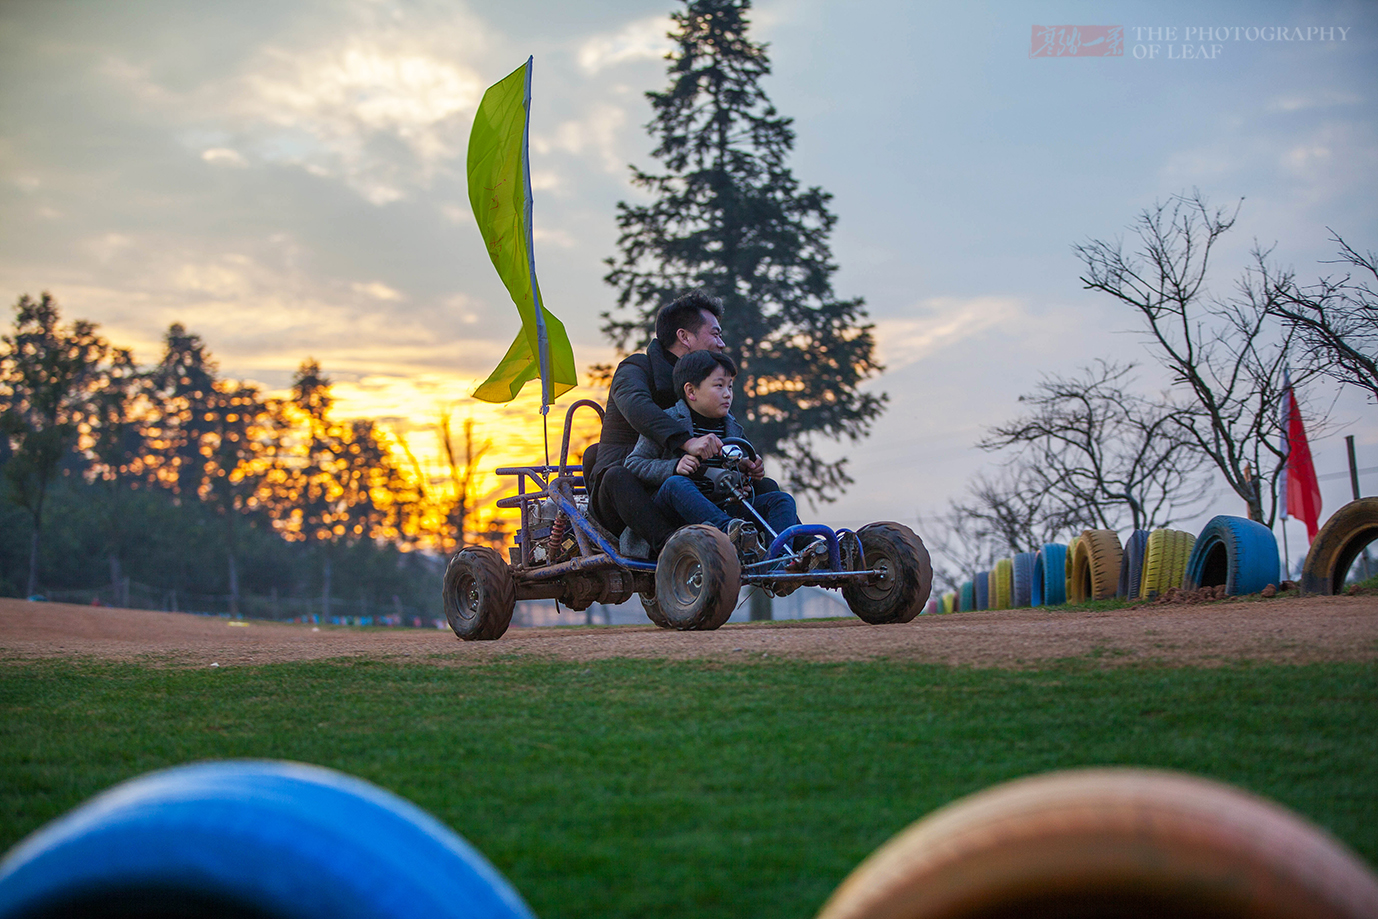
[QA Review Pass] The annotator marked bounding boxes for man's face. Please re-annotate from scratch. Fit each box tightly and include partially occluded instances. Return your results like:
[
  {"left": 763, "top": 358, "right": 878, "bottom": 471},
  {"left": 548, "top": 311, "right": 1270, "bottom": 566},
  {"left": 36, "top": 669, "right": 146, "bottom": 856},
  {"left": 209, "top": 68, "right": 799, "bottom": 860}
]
[
  {"left": 686, "top": 364, "right": 734, "bottom": 419},
  {"left": 679, "top": 310, "right": 725, "bottom": 353}
]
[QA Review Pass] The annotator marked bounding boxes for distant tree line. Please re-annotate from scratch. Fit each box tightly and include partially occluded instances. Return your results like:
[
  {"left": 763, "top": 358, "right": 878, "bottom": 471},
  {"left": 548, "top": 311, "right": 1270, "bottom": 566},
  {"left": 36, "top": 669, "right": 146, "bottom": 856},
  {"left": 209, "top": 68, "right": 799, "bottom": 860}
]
[{"left": 0, "top": 293, "right": 498, "bottom": 615}]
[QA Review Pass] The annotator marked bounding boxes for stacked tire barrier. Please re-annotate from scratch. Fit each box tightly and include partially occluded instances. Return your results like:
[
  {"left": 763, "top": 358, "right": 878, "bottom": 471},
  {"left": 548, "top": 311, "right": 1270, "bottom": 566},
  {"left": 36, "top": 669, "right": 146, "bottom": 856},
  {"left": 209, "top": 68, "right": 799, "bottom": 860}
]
[
  {"left": 1184, "top": 516, "right": 1280, "bottom": 596},
  {"left": 949, "top": 512, "right": 1294, "bottom": 613},
  {"left": 1301, "top": 497, "right": 1378, "bottom": 595}
]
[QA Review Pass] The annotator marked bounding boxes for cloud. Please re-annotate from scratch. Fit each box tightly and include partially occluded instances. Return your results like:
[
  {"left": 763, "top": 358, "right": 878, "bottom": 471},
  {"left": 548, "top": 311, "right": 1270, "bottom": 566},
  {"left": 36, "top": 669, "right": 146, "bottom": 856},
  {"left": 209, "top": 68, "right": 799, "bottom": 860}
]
[
  {"left": 871, "top": 296, "right": 1023, "bottom": 371},
  {"left": 544, "top": 103, "right": 629, "bottom": 173},
  {"left": 201, "top": 147, "right": 248, "bottom": 167},
  {"left": 1270, "top": 90, "right": 1363, "bottom": 112},
  {"left": 577, "top": 16, "right": 674, "bottom": 74},
  {"left": 352, "top": 281, "right": 404, "bottom": 301}
]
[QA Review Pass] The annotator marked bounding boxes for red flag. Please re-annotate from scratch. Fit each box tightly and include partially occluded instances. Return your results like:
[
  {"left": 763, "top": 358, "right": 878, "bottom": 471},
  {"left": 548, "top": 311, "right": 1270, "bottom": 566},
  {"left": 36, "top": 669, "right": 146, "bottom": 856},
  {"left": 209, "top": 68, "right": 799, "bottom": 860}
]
[{"left": 1283, "top": 380, "right": 1322, "bottom": 540}]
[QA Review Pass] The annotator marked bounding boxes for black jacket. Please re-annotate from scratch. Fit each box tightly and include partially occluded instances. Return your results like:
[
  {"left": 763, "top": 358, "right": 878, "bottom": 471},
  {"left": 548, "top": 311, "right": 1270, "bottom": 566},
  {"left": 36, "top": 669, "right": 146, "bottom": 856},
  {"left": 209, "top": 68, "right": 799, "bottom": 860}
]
[{"left": 591, "top": 340, "right": 691, "bottom": 486}]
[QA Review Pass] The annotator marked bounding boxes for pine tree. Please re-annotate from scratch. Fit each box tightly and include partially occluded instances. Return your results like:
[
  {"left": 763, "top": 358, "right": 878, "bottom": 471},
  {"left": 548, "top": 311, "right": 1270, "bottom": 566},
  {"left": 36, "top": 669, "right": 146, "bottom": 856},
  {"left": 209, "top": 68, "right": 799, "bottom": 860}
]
[{"left": 604, "top": 0, "right": 885, "bottom": 501}]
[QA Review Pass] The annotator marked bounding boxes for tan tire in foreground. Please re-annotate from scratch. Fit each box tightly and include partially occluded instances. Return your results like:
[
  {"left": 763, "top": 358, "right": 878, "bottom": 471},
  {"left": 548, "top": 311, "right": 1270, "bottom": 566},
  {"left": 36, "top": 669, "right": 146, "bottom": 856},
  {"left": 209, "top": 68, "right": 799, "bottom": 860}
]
[
  {"left": 1068, "top": 529, "right": 1122, "bottom": 603},
  {"left": 815, "top": 768, "right": 1378, "bottom": 919}
]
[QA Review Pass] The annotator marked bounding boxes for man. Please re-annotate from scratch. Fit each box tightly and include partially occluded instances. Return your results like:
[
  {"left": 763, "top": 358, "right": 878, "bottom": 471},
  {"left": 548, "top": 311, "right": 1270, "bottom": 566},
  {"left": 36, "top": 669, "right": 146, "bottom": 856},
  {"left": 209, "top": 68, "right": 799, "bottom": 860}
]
[{"left": 589, "top": 289, "right": 759, "bottom": 553}]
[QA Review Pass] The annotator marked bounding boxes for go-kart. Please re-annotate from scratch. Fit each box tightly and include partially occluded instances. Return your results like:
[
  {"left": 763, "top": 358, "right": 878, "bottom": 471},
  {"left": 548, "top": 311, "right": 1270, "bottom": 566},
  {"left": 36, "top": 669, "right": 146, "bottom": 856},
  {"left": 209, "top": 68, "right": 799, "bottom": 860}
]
[{"left": 442, "top": 401, "right": 933, "bottom": 640}]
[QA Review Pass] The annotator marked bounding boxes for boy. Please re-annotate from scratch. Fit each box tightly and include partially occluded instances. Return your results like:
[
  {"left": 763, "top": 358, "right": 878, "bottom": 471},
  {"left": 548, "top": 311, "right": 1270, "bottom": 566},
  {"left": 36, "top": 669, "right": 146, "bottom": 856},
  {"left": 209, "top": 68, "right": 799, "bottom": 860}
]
[{"left": 624, "top": 349, "right": 801, "bottom": 551}]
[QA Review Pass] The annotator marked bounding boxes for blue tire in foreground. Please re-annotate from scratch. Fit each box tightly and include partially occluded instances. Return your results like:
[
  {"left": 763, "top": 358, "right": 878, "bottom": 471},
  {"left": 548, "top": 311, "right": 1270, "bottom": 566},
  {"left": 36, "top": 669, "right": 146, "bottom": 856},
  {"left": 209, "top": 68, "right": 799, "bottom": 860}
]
[
  {"left": 959, "top": 580, "right": 974, "bottom": 612},
  {"left": 974, "top": 570, "right": 990, "bottom": 610},
  {"left": 1184, "top": 515, "right": 1281, "bottom": 596},
  {"left": 1032, "top": 544, "right": 1068, "bottom": 607},
  {"left": 1012, "top": 552, "right": 1036, "bottom": 608},
  {"left": 1118, "top": 529, "right": 1150, "bottom": 599},
  {"left": 0, "top": 761, "right": 536, "bottom": 919}
]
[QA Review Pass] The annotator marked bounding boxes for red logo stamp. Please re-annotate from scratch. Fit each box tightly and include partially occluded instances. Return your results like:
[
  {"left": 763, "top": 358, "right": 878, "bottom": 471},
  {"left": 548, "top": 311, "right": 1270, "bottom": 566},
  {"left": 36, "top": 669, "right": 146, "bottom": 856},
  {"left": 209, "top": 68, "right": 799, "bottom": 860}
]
[{"left": 1030, "top": 25, "right": 1125, "bottom": 57}]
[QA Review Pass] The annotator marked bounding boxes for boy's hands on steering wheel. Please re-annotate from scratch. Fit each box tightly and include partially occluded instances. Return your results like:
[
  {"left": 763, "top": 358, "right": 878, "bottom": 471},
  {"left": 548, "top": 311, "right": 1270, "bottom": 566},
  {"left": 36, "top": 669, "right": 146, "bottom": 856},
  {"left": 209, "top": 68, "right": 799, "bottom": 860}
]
[
  {"left": 675, "top": 454, "right": 701, "bottom": 475},
  {"left": 683, "top": 433, "right": 722, "bottom": 458},
  {"left": 743, "top": 455, "right": 765, "bottom": 479}
]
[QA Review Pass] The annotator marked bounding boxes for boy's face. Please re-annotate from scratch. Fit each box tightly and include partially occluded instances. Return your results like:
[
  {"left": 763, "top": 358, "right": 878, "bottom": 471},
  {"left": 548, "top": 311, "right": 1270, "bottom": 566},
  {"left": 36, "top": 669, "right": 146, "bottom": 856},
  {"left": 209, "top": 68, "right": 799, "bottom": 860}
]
[{"left": 685, "top": 365, "right": 733, "bottom": 419}]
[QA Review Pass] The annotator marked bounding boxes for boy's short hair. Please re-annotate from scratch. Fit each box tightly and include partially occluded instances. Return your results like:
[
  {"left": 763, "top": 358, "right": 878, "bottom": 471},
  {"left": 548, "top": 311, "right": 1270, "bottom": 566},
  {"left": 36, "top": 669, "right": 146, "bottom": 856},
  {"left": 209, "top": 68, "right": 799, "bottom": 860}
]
[
  {"left": 673, "top": 349, "right": 737, "bottom": 397},
  {"left": 655, "top": 289, "right": 723, "bottom": 350}
]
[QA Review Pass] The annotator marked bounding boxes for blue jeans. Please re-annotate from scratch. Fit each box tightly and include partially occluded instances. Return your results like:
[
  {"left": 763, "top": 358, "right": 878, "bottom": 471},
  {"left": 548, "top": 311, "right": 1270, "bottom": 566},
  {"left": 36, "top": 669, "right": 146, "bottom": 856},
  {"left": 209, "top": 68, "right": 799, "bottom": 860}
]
[{"left": 653, "top": 475, "right": 800, "bottom": 536}]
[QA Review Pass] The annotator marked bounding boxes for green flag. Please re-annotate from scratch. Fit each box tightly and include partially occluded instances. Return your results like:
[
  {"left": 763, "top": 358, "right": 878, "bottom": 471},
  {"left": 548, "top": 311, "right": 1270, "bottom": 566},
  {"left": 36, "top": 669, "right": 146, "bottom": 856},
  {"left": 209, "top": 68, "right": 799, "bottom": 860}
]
[{"left": 468, "top": 57, "right": 577, "bottom": 406}]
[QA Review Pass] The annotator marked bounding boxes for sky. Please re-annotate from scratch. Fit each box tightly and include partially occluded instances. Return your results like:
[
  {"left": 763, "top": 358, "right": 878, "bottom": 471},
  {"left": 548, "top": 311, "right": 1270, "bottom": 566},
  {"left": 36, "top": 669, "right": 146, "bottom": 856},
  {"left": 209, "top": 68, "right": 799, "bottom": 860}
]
[{"left": 1, "top": 0, "right": 1375, "bottom": 577}]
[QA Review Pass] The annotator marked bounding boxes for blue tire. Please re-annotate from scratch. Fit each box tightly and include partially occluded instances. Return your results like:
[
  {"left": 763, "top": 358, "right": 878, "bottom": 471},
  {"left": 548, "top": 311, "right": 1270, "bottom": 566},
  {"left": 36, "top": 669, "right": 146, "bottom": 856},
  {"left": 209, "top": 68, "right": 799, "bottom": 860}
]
[
  {"left": 1118, "top": 529, "right": 1150, "bottom": 599},
  {"left": 975, "top": 570, "right": 990, "bottom": 610},
  {"left": 1032, "top": 544, "right": 1068, "bottom": 607},
  {"left": 1184, "top": 516, "right": 1281, "bottom": 596},
  {"left": 959, "top": 580, "right": 974, "bottom": 612},
  {"left": 1012, "top": 552, "right": 1036, "bottom": 608},
  {"left": 0, "top": 761, "right": 535, "bottom": 919}
]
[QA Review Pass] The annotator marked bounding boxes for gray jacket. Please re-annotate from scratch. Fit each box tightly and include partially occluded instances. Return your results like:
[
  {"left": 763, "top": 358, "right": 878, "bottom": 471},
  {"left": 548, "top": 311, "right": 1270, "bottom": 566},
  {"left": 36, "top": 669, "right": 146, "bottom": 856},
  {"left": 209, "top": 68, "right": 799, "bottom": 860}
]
[{"left": 624, "top": 401, "right": 744, "bottom": 487}]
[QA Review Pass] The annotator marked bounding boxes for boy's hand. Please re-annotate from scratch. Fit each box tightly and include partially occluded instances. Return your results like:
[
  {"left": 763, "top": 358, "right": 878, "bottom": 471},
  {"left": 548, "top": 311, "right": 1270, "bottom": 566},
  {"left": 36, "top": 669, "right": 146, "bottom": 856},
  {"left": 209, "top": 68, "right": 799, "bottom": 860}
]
[
  {"left": 744, "top": 455, "right": 765, "bottom": 479},
  {"left": 675, "top": 454, "right": 701, "bottom": 475},
  {"left": 684, "top": 433, "right": 722, "bottom": 458}
]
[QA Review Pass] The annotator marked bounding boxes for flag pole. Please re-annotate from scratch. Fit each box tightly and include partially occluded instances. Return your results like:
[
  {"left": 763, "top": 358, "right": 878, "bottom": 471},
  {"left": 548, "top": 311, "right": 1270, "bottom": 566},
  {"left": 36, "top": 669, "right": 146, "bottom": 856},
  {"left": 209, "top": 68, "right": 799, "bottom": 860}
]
[{"left": 520, "top": 55, "right": 553, "bottom": 466}]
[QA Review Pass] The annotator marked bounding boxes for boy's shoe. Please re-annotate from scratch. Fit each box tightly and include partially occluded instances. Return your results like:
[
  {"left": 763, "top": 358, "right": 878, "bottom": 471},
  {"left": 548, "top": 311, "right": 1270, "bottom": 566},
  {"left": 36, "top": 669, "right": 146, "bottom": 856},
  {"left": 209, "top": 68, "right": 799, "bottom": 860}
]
[{"left": 726, "top": 519, "right": 763, "bottom": 561}]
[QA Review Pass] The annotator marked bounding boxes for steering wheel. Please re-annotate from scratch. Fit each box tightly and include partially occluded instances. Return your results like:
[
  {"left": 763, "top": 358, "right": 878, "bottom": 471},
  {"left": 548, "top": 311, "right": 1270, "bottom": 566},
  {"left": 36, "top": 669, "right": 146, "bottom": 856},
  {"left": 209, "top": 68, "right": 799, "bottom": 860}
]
[{"left": 719, "top": 436, "right": 758, "bottom": 462}]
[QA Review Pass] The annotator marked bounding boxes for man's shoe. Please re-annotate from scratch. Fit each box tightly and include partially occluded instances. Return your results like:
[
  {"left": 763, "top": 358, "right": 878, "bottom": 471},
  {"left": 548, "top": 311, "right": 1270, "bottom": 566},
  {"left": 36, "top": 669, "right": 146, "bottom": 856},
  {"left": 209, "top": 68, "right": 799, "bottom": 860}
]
[{"left": 786, "top": 538, "right": 828, "bottom": 572}]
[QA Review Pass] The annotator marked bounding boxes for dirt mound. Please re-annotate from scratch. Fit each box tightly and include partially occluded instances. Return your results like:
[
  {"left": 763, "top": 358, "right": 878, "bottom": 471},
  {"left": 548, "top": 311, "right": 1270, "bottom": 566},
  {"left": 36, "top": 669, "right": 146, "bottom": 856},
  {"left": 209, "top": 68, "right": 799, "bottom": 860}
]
[{"left": 1, "top": 594, "right": 1376, "bottom": 670}]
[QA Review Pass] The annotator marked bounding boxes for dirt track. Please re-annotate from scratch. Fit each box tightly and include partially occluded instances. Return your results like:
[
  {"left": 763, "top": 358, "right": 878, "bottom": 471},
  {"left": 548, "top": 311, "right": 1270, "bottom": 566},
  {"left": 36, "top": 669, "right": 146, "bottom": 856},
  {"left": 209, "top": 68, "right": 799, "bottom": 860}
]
[{"left": 2, "top": 594, "right": 1376, "bottom": 669}]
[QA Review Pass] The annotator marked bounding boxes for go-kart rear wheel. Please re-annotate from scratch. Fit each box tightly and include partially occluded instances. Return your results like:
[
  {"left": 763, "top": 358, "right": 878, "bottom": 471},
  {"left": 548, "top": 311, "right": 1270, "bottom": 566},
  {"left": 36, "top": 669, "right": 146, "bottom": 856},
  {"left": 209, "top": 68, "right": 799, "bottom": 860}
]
[
  {"left": 843, "top": 522, "right": 932, "bottom": 624},
  {"left": 639, "top": 590, "right": 672, "bottom": 629},
  {"left": 654, "top": 524, "right": 741, "bottom": 630},
  {"left": 443, "top": 546, "right": 515, "bottom": 641}
]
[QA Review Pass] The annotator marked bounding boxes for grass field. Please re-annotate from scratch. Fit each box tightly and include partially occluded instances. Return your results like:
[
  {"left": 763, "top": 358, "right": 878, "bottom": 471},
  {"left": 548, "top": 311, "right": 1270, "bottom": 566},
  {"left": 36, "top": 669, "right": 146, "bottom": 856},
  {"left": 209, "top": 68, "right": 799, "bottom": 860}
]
[{"left": 2, "top": 656, "right": 1376, "bottom": 919}]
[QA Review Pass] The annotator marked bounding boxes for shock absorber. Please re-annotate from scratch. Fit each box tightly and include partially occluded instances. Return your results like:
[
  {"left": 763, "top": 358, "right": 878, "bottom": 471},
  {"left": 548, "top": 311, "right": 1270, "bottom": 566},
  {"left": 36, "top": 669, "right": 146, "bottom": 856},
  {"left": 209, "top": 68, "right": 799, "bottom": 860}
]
[{"left": 548, "top": 513, "right": 568, "bottom": 560}]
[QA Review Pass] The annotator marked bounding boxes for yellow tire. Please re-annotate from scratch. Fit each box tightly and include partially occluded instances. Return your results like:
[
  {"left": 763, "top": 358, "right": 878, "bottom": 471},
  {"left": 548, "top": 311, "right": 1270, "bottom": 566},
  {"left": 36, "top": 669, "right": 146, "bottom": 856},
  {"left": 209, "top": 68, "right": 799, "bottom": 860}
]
[
  {"left": 1139, "top": 529, "right": 1195, "bottom": 599},
  {"left": 990, "top": 558, "right": 1013, "bottom": 610}
]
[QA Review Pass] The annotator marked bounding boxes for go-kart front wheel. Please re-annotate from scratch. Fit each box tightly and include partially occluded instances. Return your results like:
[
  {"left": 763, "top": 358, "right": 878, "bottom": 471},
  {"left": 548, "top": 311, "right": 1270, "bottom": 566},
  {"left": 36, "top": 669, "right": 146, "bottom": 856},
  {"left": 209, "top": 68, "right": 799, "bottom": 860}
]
[
  {"left": 843, "top": 522, "right": 932, "bottom": 624},
  {"left": 654, "top": 525, "right": 741, "bottom": 630},
  {"left": 639, "top": 590, "right": 672, "bottom": 629},
  {"left": 443, "top": 546, "right": 515, "bottom": 641}
]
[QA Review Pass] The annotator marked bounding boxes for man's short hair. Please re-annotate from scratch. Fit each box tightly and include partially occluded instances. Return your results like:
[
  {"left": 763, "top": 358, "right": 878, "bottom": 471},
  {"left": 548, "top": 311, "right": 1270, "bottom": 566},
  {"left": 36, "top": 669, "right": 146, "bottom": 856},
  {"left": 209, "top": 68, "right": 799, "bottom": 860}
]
[
  {"left": 655, "top": 289, "right": 723, "bottom": 350},
  {"left": 673, "top": 349, "right": 737, "bottom": 397}
]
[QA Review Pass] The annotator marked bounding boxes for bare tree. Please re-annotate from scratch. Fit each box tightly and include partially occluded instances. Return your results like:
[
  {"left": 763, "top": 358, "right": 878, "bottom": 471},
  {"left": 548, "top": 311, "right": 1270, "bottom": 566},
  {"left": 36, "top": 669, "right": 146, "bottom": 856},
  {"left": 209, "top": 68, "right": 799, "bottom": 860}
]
[
  {"left": 438, "top": 411, "right": 490, "bottom": 551},
  {"left": 1267, "top": 232, "right": 1378, "bottom": 401},
  {"left": 1075, "top": 192, "right": 1316, "bottom": 525},
  {"left": 979, "top": 361, "right": 1210, "bottom": 533},
  {"left": 921, "top": 465, "right": 1090, "bottom": 594}
]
